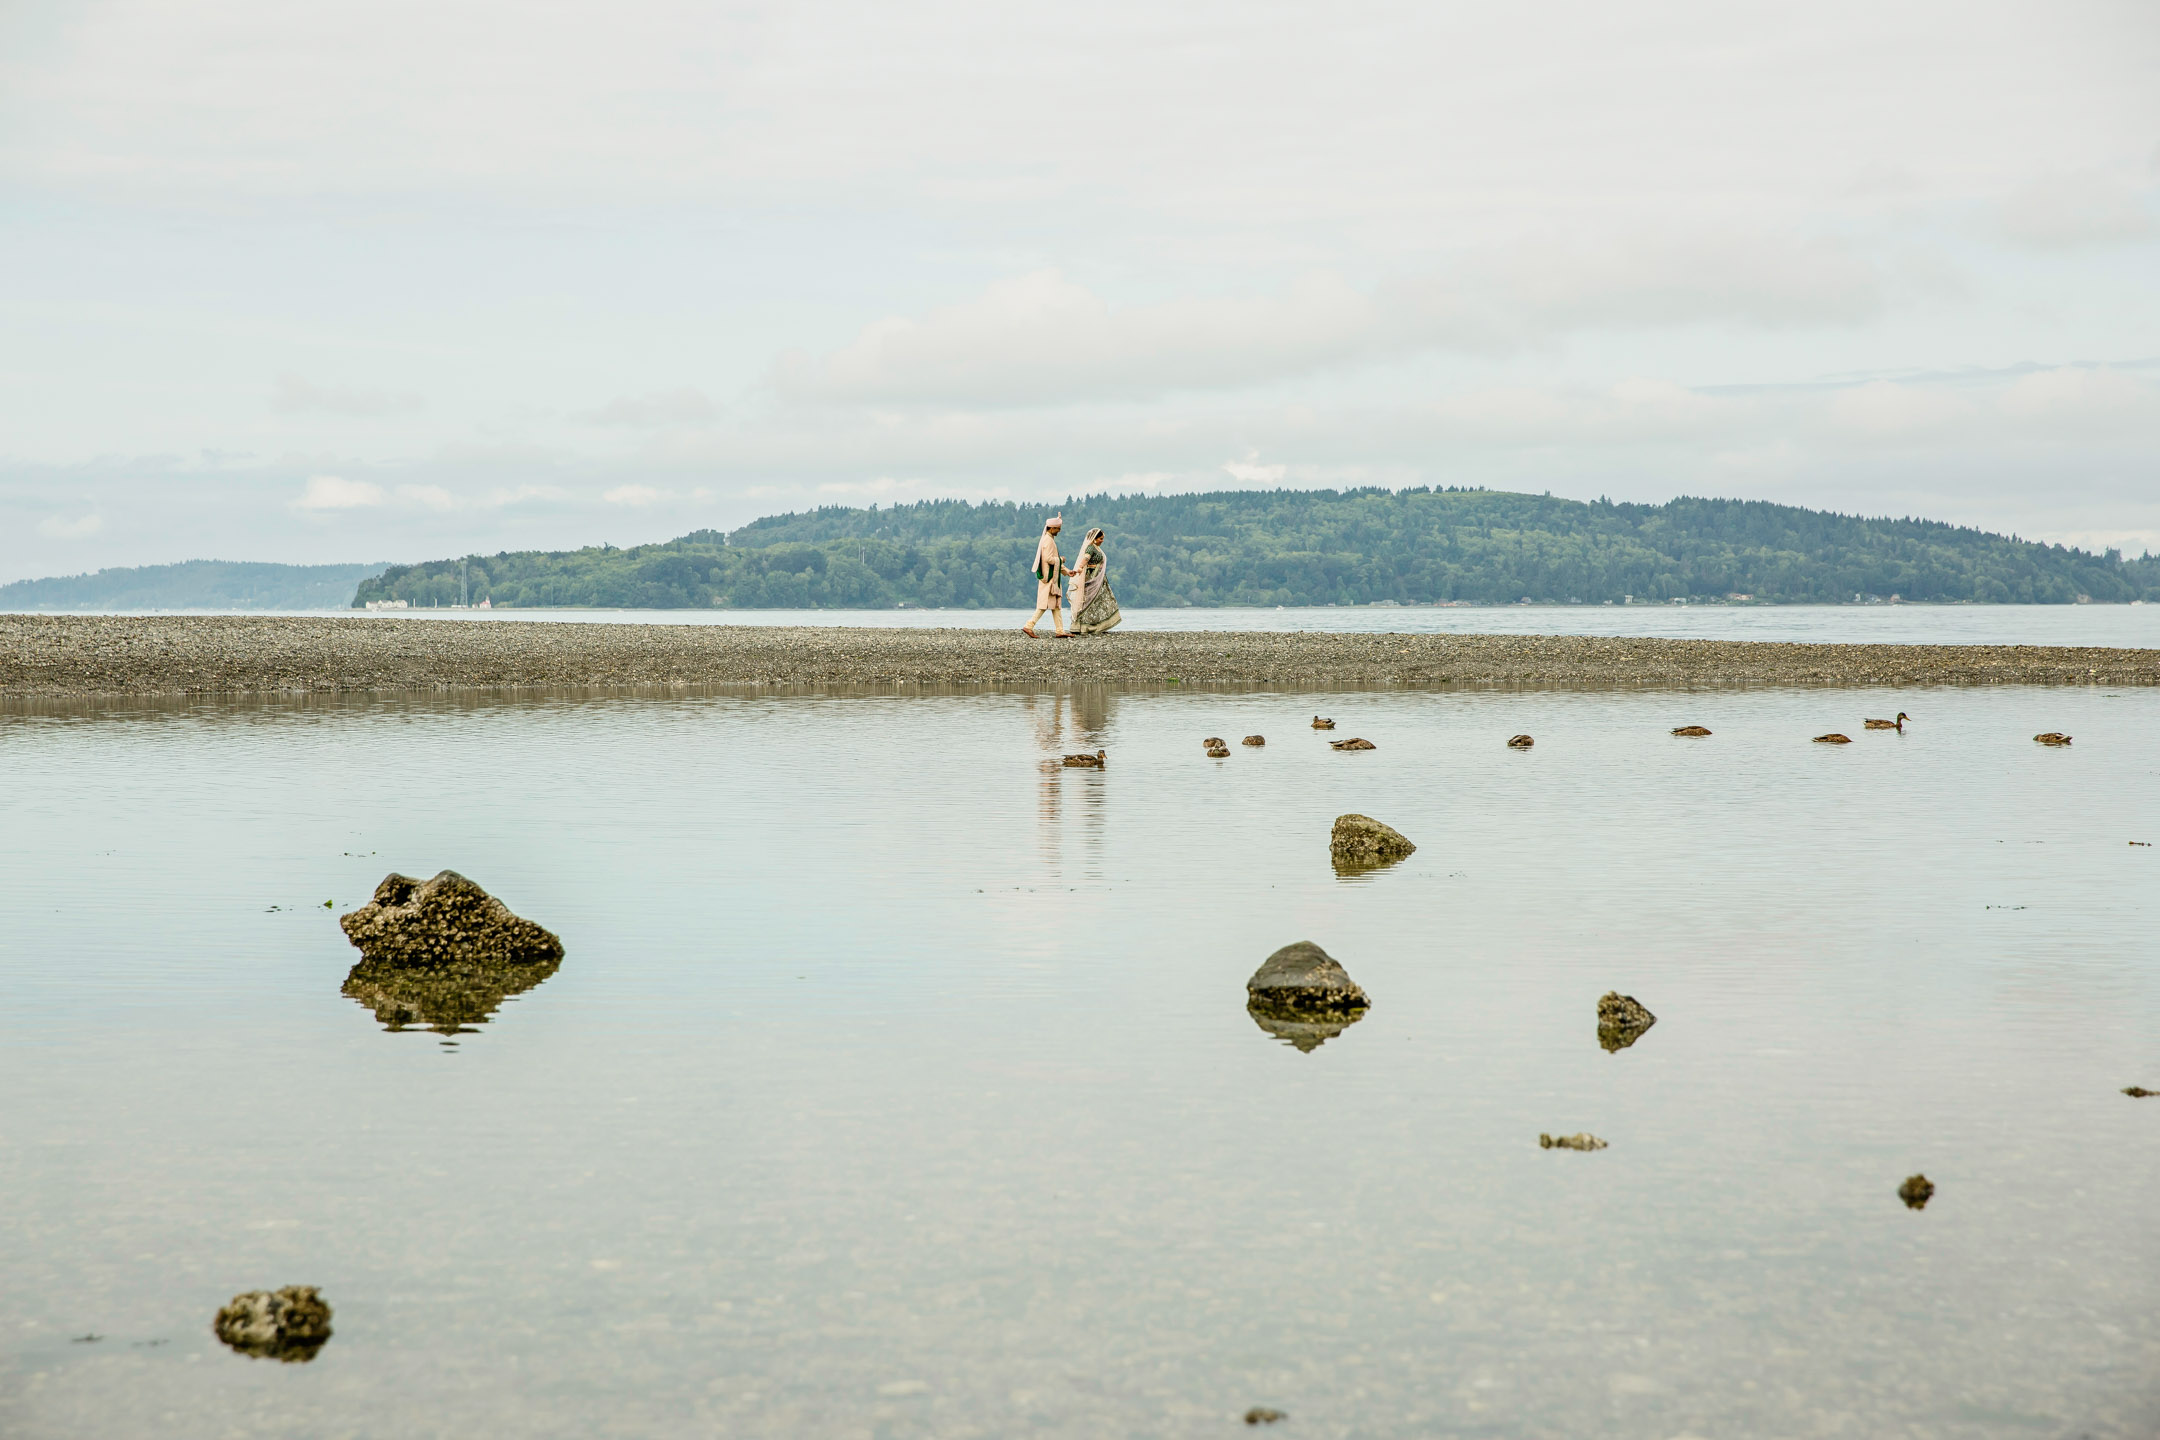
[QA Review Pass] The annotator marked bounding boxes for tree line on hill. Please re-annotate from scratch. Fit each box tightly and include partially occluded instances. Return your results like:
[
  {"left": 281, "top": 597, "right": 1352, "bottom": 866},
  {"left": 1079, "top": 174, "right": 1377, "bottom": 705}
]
[
  {"left": 350, "top": 488, "right": 2160, "bottom": 610},
  {"left": 0, "top": 560, "right": 389, "bottom": 611}
]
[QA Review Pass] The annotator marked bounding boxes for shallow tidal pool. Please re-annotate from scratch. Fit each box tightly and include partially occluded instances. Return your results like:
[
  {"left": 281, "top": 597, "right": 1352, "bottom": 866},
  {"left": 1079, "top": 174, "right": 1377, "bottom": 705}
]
[{"left": 1, "top": 684, "right": 2155, "bottom": 1438}]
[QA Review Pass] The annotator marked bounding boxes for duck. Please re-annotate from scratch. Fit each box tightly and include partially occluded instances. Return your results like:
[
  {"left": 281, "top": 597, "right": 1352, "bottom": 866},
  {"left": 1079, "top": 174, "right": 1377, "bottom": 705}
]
[
  {"left": 1312, "top": 716, "right": 1336, "bottom": 730},
  {"left": 1507, "top": 734, "right": 1534, "bottom": 749},
  {"left": 1202, "top": 736, "right": 1226, "bottom": 748},
  {"left": 1062, "top": 750, "right": 1107, "bottom": 768},
  {"left": 1813, "top": 733, "right": 1853, "bottom": 744},
  {"left": 1241, "top": 735, "right": 1265, "bottom": 746},
  {"left": 1670, "top": 725, "right": 1712, "bottom": 737},
  {"left": 1205, "top": 742, "right": 1231, "bottom": 758},
  {"left": 1864, "top": 712, "right": 1911, "bottom": 731},
  {"left": 2033, "top": 732, "right": 2072, "bottom": 746},
  {"left": 1329, "top": 737, "right": 1376, "bottom": 751}
]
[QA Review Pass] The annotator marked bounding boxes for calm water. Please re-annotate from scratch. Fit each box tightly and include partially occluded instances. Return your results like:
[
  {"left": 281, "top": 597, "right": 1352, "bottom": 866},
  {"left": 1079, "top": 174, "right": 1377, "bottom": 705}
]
[
  {"left": 27, "top": 603, "right": 2160, "bottom": 649},
  {"left": 1, "top": 684, "right": 2155, "bottom": 1438}
]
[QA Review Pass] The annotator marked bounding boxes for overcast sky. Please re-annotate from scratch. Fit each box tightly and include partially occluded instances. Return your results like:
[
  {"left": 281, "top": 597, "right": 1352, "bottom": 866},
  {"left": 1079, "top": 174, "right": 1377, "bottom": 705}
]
[{"left": 2, "top": 0, "right": 2157, "bottom": 580}]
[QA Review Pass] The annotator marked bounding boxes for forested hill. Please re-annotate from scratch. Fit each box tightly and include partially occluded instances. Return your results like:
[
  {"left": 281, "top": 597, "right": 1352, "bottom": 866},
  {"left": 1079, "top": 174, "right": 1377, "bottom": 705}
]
[
  {"left": 352, "top": 489, "right": 2160, "bottom": 609},
  {"left": 3, "top": 560, "right": 389, "bottom": 611}
]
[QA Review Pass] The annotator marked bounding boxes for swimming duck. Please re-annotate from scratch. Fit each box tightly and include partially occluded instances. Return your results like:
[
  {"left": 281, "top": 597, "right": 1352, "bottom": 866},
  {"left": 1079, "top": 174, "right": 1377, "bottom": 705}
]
[
  {"left": 1329, "top": 737, "right": 1376, "bottom": 751},
  {"left": 1241, "top": 735, "right": 1265, "bottom": 746},
  {"left": 1205, "top": 743, "right": 1231, "bottom": 758},
  {"left": 1864, "top": 712, "right": 1911, "bottom": 731},
  {"left": 1813, "top": 733, "right": 1853, "bottom": 744},
  {"left": 1312, "top": 716, "right": 1335, "bottom": 729},
  {"left": 1202, "top": 736, "right": 1226, "bottom": 747},
  {"left": 1670, "top": 725, "right": 1712, "bottom": 737},
  {"left": 2033, "top": 732, "right": 2072, "bottom": 746},
  {"left": 1062, "top": 750, "right": 1107, "bottom": 768},
  {"left": 1507, "top": 734, "right": 1534, "bottom": 749}
]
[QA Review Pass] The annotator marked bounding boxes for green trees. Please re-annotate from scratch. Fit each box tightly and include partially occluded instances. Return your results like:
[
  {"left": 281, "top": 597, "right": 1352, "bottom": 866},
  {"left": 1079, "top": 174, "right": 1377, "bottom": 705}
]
[{"left": 351, "top": 489, "right": 2159, "bottom": 609}]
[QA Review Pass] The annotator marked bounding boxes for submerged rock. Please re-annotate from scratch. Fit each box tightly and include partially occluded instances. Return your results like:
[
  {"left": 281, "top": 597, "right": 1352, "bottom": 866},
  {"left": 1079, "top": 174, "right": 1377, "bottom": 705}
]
[
  {"left": 1329, "top": 737, "right": 1376, "bottom": 751},
  {"left": 1898, "top": 1174, "right": 1935, "bottom": 1210},
  {"left": 1596, "top": 991, "right": 1657, "bottom": 1052},
  {"left": 1329, "top": 813, "right": 1416, "bottom": 866},
  {"left": 1246, "top": 941, "right": 1370, "bottom": 1014},
  {"left": 214, "top": 1287, "right": 333, "bottom": 1362},
  {"left": 343, "top": 953, "right": 561, "bottom": 1035},
  {"left": 339, "top": 871, "right": 562, "bottom": 968},
  {"left": 1540, "top": 1132, "right": 1607, "bottom": 1151}
]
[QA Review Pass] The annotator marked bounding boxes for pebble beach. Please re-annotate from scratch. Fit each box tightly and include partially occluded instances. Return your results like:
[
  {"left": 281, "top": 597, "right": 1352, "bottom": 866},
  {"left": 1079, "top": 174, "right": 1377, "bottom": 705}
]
[{"left": 4, "top": 613, "right": 2157, "bottom": 697}]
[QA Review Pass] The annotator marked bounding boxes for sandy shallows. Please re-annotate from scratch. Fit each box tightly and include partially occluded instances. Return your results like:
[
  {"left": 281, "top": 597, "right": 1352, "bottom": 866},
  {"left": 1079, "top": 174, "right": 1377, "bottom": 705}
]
[{"left": 2, "top": 614, "right": 2155, "bottom": 697}]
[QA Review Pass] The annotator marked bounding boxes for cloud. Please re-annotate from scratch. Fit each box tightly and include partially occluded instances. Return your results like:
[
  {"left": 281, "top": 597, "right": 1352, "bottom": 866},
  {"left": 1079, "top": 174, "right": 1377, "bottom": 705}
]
[
  {"left": 396, "top": 483, "right": 457, "bottom": 510},
  {"left": 1222, "top": 456, "right": 1287, "bottom": 484},
  {"left": 1998, "top": 173, "right": 2154, "bottom": 249},
  {"left": 774, "top": 237, "right": 1881, "bottom": 407},
  {"left": 602, "top": 484, "right": 664, "bottom": 506},
  {"left": 293, "top": 474, "right": 384, "bottom": 509},
  {"left": 272, "top": 372, "right": 423, "bottom": 417},
  {"left": 576, "top": 389, "right": 721, "bottom": 427},
  {"left": 37, "top": 513, "right": 104, "bottom": 538}
]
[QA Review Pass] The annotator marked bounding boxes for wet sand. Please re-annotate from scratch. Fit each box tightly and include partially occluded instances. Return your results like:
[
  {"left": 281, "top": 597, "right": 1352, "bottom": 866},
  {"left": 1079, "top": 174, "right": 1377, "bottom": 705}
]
[{"left": 2, "top": 613, "right": 2155, "bottom": 696}]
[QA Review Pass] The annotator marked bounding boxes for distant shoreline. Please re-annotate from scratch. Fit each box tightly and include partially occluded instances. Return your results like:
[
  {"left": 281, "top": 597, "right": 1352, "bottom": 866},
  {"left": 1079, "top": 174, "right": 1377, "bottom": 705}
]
[{"left": 4, "top": 614, "right": 2155, "bottom": 698}]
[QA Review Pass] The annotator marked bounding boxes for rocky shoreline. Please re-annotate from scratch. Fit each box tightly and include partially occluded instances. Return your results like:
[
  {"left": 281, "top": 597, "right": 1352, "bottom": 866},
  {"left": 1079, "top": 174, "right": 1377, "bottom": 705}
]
[{"left": 3, "top": 614, "right": 2156, "bottom": 697}]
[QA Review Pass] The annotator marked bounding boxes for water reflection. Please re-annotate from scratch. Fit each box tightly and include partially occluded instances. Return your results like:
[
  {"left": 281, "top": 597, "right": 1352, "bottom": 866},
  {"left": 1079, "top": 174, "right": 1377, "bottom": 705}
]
[
  {"left": 342, "top": 953, "right": 561, "bottom": 1037},
  {"left": 1027, "top": 688, "right": 1114, "bottom": 878},
  {"left": 1331, "top": 852, "right": 1411, "bottom": 881},
  {"left": 1246, "top": 1002, "right": 1367, "bottom": 1052}
]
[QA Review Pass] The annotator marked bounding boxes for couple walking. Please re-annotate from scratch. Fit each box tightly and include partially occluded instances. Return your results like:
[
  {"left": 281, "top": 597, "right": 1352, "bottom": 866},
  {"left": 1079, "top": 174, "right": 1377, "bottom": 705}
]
[{"left": 1023, "top": 513, "right": 1122, "bottom": 638}]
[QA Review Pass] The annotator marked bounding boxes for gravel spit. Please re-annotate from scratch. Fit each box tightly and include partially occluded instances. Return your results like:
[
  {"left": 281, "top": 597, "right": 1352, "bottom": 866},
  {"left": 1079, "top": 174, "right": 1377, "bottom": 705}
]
[{"left": 2, "top": 614, "right": 2154, "bottom": 697}]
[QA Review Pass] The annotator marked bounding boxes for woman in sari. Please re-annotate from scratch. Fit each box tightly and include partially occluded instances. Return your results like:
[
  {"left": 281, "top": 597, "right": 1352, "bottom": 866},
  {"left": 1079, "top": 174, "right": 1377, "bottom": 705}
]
[{"left": 1068, "top": 527, "right": 1122, "bottom": 635}]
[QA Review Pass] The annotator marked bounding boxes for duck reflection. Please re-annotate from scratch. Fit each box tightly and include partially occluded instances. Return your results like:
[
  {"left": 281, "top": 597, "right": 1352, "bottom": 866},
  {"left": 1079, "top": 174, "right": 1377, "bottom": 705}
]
[
  {"left": 1246, "top": 1000, "right": 1367, "bottom": 1052},
  {"left": 342, "top": 953, "right": 561, "bottom": 1036}
]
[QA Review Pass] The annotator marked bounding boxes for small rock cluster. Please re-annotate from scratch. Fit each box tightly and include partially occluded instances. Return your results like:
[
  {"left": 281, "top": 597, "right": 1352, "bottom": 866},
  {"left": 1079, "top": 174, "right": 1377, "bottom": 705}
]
[{"left": 214, "top": 1287, "right": 333, "bottom": 1362}]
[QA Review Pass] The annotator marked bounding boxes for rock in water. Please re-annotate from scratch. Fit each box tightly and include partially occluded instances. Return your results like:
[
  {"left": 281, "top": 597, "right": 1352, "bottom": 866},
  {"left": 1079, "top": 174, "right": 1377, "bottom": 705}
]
[
  {"left": 1898, "top": 1174, "right": 1935, "bottom": 1210},
  {"left": 1247, "top": 941, "right": 1369, "bottom": 1015},
  {"left": 214, "top": 1287, "right": 333, "bottom": 1362},
  {"left": 1540, "top": 1133, "right": 1607, "bottom": 1151},
  {"left": 339, "top": 871, "right": 563, "bottom": 968},
  {"left": 1596, "top": 991, "right": 1657, "bottom": 1052},
  {"left": 1330, "top": 814, "right": 1416, "bottom": 866}
]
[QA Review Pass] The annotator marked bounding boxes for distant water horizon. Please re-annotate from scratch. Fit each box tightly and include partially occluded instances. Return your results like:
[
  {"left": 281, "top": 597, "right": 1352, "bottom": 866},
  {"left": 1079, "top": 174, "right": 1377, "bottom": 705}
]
[{"left": 10, "top": 602, "right": 2160, "bottom": 649}]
